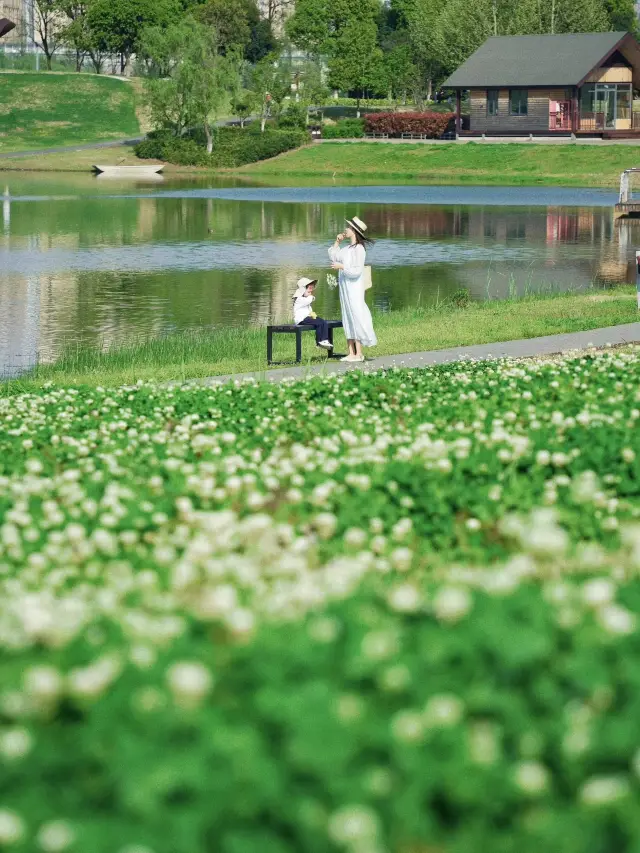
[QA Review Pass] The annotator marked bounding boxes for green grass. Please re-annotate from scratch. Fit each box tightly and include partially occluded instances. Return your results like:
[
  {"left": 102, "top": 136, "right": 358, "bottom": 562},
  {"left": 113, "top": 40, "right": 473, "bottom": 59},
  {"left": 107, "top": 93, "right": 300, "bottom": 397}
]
[
  {"left": 2, "top": 287, "right": 636, "bottom": 392},
  {"left": 0, "top": 72, "right": 140, "bottom": 153},
  {"left": 238, "top": 141, "right": 640, "bottom": 187}
]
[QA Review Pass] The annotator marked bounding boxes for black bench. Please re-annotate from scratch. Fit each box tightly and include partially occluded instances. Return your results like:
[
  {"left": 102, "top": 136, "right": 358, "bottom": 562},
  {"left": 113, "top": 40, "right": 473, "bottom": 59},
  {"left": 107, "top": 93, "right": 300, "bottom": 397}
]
[{"left": 267, "top": 320, "right": 343, "bottom": 364}]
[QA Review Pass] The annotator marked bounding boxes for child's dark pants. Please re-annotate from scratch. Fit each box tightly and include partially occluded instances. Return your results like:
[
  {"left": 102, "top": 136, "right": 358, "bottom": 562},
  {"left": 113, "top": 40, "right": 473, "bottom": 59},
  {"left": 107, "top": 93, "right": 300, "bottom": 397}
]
[{"left": 299, "top": 316, "right": 330, "bottom": 345}]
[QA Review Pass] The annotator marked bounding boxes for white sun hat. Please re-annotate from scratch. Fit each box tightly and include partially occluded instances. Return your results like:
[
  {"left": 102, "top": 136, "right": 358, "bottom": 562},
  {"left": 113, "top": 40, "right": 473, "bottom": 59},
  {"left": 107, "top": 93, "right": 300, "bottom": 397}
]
[
  {"left": 345, "top": 216, "right": 368, "bottom": 237},
  {"left": 293, "top": 276, "right": 318, "bottom": 297}
]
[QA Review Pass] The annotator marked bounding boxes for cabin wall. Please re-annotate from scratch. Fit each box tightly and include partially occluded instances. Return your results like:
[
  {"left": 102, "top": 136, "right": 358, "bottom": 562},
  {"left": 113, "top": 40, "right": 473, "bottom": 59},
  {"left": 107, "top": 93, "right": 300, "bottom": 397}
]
[
  {"left": 469, "top": 88, "right": 569, "bottom": 133},
  {"left": 585, "top": 66, "right": 633, "bottom": 84}
]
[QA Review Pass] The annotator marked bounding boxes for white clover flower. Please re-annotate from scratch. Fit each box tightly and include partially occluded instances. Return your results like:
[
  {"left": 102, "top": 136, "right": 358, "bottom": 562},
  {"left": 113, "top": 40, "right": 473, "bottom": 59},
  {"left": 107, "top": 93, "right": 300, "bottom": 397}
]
[
  {"left": 0, "top": 809, "right": 25, "bottom": 845},
  {"left": 579, "top": 776, "right": 630, "bottom": 807},
  {"left": 424, "top": 694, "right": 464, "bottom": 728},
  {"left": 0, "top": 728, "right": 33, "bottom": 761},
  {"left": 488, "top": 485, "right": 502, "bottom": 501},
  {"left": 67, "top": 655, "right": 122, "bottom": 702},
  {"left": 514, "top": 761, "right": 550, "bottom": 796},
  {"left": 536, "top": 450, "right": 551, "bottom": 466},
  {"left": 596, "top": 604, "right": 636, "bottom": 636},
  {"left": 581, "top": 578, "right": 615, "bottom": 609},
  {"left": 344, "top": 528, "right": 367, "bottom": 548},
  {"left": 361, "top": 630, "right": 399, "bottom": 661},
  {"left": 622, "top": 447, "right": 636, "bottom": 463},
  {"left": 37, "top": 820, "right": 76, "bottom": 852},
  {"left": 387, "top": 584, "right": 422, "bottom": 613},
  {"left": 328, "top": 805, "right": 381, "bottom": 846},
  {"left": 379, "top": 664, "right": 411, "bottom": 693},
  {"left": 436, "top": 457, "right": 452, "bottom": 473},
  {"left": 391, "top": 709, "right": 425, "bottom": 743},
  {"left": 391, "top": 518, "right": 412, "bottom": 541},
  {"left": 313, "top": 513, "right": 338, "bottom": 540},
  {"left": 389, "top": 547, "right": 412, "bottom": 571},
  {"left": 308, "top": 617, "right": 340, "bottom": 644},
  {"left": 433, "top": 587, "right": 472, "bottom": 623},
  {"left": 465, "top": 518, "right": 481, "bottom": 532},
  {"left": 166, "top": 661, "right": 213, "bottom": 708},
  {"left": 23, "top": 666, "right": 63, "bottom": 704}
]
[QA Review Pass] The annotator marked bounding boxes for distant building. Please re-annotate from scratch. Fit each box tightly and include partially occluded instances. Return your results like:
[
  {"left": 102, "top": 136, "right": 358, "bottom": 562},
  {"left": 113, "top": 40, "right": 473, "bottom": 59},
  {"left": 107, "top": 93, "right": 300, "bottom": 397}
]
[
  {"left": 0, "top": 0, "right": 33, "bottom": 48},
  {"left": 444, "top": 31, "right": 640, "bottom": 139}
]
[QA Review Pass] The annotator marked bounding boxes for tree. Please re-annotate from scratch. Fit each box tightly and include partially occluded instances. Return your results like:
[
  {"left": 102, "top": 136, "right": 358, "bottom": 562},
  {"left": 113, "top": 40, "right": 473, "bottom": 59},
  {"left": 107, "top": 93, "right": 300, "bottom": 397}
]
[
  {"left": 430, "top": 0, "right": 518, "bottom": 78},
  {"left": 514, "top": 0, "right": 610, "bottom": 34},
  {"left": 285, "top": 0, "right": 330, "bottom": 56},
  {"left": 604, "top": 0, "right": 637, "bottom": 32},
  {"left": 33, "top": 0, "right": 63, "bottom": 70},
  {"left": 86, "top": 0, "right": 180, "bottom": 73},
  {"left": 404, "top": 0, "right": 448, "bottom": 102},
  {"left": 142, "top": 19, "right": 240, "bottom": 151},
  {"left": 247, "top": 55, "right": 291, "bottom": 130}
]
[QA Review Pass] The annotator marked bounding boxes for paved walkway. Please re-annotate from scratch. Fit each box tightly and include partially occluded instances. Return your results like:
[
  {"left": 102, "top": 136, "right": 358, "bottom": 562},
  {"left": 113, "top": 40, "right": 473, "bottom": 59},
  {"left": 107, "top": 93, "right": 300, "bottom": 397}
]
[{"left": 195, "top": 322, "right": 640, "bottom": 386}]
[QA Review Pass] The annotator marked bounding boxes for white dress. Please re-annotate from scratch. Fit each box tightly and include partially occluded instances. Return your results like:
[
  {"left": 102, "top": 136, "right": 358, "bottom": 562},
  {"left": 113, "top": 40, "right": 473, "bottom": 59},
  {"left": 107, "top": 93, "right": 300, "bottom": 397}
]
[{"left": 328, "top": 243, "right": 377, "bottom": 347}]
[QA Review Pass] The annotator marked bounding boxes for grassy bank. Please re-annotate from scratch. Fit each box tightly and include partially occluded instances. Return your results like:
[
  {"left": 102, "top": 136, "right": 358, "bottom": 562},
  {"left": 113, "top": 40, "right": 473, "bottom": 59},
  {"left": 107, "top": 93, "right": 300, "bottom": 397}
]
[
  {"left": 4, "top": 137, "right": 640, "bottom": 187},
  {"left": 3, "top": 287, "right": 636, "bottom": 392},
  {"left": 0, "top": 72, "right": 140, "bottom": 153},
  {"left": 238, "top": 141, "right": 640, "bottom": 187}
]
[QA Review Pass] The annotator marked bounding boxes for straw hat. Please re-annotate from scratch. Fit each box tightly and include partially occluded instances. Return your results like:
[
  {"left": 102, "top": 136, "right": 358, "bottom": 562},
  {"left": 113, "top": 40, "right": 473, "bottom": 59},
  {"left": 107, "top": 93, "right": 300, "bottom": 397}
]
[
  {"left": 293, "top": 276, "right": 317, "bottom": 297},
  {"left": 345, "top": 216, "right": 368, "bottom": 238}
]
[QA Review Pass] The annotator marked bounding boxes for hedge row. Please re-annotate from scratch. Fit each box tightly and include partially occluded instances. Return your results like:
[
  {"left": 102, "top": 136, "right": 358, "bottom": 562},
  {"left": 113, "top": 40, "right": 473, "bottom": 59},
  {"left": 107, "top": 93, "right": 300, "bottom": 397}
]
[
  {"left": 365, "top": 111, "right": 454, "bottom": 137},
  {"left": 135, "top": 127, "right": 308, "bottom": 167},
  {"left": 321, "top": 118, "right": 365, "bottom": 139}
]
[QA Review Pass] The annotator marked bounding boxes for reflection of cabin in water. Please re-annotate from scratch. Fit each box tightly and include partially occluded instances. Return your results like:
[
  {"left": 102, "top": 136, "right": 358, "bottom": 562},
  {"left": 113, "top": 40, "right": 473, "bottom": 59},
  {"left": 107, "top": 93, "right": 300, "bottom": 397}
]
[{"left": 444, "top": 31, "right": 640, "bottom": 138}]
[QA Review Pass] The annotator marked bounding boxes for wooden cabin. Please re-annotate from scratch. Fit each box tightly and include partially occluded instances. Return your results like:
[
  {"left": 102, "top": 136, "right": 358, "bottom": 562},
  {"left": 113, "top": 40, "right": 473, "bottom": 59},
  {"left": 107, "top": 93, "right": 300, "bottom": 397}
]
[{"left": 443, "top": 32, "right": 640, "bottom": 138}]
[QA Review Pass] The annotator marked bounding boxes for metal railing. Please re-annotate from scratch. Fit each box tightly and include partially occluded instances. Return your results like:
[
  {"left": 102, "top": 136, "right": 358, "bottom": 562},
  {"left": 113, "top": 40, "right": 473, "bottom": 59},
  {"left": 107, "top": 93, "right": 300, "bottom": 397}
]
[{"left": 579, "top": 112, "right": 640, "bottom": 131}]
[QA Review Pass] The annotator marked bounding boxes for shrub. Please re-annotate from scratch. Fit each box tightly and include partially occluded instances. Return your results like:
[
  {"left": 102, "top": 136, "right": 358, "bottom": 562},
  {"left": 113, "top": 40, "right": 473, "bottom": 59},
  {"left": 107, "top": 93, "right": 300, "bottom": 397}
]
[
  {"left": 278, "top": 103, "right": 308, "bottom": 131},
  {"left": 322, "top": 118, "right": 365, "bottom": 138},
  {"left": 365, "top": 111, "right": 454, "bottom": 137},
  {"left": 210, "top": 128, "right": 308, "bottom": 167},
  {"left": 135, "top": 127, "right": 308, "bottom": 167}
]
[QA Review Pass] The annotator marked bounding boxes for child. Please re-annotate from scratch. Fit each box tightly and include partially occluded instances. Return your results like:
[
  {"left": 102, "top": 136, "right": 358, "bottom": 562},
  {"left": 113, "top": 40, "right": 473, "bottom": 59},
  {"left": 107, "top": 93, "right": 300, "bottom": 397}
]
[{"left": 293, "top": 277, "right": 333, "bottom": 349}]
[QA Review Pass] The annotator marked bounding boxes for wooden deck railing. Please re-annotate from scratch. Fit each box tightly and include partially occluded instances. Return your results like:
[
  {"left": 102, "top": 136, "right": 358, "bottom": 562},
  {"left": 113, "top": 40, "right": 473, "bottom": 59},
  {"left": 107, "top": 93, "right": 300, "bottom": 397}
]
[{"left": 579, "top": 112, "right": 640, "bottom": 131}]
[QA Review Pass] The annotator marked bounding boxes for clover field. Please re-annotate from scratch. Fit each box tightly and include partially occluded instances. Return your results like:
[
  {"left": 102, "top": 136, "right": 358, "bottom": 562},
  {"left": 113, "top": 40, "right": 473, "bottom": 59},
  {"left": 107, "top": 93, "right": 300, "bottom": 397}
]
[{"left": 1, "top": 349, "right": 640, "bottom": 853}]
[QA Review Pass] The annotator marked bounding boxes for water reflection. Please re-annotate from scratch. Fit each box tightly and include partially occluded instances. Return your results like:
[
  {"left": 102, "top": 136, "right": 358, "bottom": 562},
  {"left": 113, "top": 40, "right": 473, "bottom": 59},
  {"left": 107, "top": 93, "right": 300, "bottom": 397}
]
[{"left": 0, "top": 181, "right": 635, "bottom": 374}]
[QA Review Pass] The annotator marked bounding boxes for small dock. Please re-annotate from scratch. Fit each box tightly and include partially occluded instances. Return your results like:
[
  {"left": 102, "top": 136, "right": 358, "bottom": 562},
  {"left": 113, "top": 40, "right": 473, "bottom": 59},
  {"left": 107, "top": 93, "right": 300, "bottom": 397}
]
[{"left": 614, "top": 169, "right": 640, "bottom": 219}]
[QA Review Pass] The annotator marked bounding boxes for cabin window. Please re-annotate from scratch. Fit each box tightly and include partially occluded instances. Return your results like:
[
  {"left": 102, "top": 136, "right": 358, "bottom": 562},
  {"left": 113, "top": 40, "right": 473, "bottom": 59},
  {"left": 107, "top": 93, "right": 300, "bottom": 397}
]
[
  {"left": 509, "top": 89, "right": 528, "bottom": 116},
  {"left": 487, "top": 89, "right": 499, "bottom": 116}
]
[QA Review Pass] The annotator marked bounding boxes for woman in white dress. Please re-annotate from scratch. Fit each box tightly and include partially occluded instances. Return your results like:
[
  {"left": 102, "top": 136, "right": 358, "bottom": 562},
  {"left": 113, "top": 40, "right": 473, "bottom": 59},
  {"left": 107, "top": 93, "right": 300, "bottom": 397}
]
[{"left": 328, "top": 215, "right": 377, "bottom": 363}]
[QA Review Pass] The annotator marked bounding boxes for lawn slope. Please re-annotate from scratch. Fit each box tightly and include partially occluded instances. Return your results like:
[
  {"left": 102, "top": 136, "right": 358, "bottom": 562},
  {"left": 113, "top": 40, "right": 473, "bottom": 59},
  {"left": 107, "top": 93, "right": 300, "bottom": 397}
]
[
  {"left": 240, "top": 141, "right": 640, "bottom": 188},
  {"left": 0, "top": 72, "right": 140, "bottom": 153}
]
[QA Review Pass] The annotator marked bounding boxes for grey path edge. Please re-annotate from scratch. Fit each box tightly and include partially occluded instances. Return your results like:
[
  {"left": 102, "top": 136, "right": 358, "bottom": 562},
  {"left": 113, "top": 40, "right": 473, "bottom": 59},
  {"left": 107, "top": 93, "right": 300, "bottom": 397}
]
[{"left": 184, "top": 322, "right": 640, "bottom": 388}]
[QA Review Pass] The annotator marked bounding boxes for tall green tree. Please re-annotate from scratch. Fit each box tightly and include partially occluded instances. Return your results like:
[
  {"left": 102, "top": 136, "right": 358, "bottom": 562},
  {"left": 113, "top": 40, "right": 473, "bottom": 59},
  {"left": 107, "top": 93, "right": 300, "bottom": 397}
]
[
  {"left": 404, "top": 0, "right": 448, "bottom": 101},
  {"left": 328, "top": 16, "right": 384, "bottom": 104},
  {"left": 143, "top": 18, "right": 241, "bottom": 151},
  {"left": 285, "top": 0, "right": 331, "bottom": 56},
  {"left": 246, "top": 55, "right": 291, "bottom": 130},
  {"left": 514, "top": 0, "right": 610, "bottom": 34},
  {"left": 603, "top": 0, "right": 637, "bottom": 31},
  {"left": 86, "top": 0, "right": 180, "bottom": 73},
  {"left": 196, "top": 0, "right": 275, "bottom": 59}
]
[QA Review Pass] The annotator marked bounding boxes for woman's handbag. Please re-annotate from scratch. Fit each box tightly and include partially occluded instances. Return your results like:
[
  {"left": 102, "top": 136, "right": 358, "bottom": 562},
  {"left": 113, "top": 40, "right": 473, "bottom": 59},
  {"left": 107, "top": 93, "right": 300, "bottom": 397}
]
[{"left": 363, "top": 265, "right": 372, "bottom": 290}]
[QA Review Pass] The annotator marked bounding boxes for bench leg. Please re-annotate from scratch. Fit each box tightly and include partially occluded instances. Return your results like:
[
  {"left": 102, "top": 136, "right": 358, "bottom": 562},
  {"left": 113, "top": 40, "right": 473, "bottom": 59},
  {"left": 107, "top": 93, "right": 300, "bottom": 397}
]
[
  {"left": 327, "top": 326, "right": 334, "bottom": 357},
  {"left": 267, "top": 328, "right": 273, "bottom": 364},
  {"left": 296, "top": 331, "right": 302, "bottom": 363}
]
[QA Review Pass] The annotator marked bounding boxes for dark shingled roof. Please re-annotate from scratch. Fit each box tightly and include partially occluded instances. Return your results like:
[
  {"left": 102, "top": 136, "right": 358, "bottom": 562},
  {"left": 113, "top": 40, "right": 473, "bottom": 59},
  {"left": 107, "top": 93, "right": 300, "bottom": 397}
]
[{"left": 444, "top": 32, "right": 631, "bottom": 88}]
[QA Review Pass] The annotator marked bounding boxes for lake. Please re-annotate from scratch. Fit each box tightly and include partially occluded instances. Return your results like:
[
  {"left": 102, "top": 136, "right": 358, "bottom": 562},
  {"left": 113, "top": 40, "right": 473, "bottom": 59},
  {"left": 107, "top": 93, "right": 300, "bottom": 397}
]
[{"left": 0, "top": 173, "right": 634, "bottom": 374}]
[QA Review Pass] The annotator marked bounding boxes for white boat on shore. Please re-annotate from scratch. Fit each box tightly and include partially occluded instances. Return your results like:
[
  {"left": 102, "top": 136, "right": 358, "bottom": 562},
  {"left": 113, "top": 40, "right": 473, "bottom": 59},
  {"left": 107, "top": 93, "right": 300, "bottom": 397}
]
[{"left": 92, "top": 164, "right": 164, "bottom": 178}]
